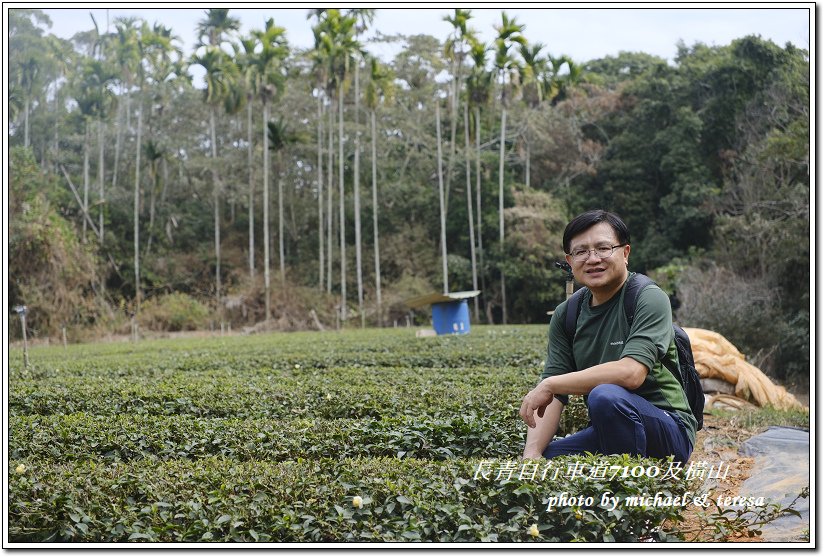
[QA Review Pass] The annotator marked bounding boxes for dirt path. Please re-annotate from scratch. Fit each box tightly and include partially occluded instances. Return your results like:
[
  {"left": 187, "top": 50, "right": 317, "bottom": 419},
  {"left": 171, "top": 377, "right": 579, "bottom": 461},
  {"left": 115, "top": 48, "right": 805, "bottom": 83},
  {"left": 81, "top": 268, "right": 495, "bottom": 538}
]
[
  {"left": 671, "top": 413, "right": 762, "bottom": 542},
  {"left": 672, "top": 409, "right": 811, "bottom": 543}
]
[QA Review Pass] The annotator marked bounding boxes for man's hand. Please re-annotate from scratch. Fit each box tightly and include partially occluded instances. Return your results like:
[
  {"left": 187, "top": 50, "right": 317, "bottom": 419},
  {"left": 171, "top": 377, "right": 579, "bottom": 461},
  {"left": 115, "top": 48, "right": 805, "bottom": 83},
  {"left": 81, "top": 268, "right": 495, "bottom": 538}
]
[{"left": 519, "top": 379, "right": 554, "bottom": 428}]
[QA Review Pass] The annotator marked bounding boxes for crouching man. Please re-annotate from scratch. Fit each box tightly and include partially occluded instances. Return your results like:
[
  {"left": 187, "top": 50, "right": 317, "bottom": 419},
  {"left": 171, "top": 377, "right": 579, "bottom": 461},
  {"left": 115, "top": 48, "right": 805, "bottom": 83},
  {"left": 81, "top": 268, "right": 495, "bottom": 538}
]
[{"left": 520, "top": 210, "right": 695, "bottom": 462}]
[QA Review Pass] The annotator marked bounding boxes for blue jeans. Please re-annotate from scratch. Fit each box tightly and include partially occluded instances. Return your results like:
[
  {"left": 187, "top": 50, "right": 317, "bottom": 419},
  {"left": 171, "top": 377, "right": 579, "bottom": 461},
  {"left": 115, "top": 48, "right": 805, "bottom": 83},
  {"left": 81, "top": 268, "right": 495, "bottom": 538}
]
[{"left": 542, "top": 384, "right": 693, "bottom": 463}]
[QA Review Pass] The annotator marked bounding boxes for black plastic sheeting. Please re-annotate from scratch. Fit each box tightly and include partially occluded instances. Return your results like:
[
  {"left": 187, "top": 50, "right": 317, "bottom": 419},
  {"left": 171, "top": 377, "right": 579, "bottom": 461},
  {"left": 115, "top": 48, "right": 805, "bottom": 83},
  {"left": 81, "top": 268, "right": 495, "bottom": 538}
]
[{"left": 737, "top": 426, "right": 810, "bottom": 542}]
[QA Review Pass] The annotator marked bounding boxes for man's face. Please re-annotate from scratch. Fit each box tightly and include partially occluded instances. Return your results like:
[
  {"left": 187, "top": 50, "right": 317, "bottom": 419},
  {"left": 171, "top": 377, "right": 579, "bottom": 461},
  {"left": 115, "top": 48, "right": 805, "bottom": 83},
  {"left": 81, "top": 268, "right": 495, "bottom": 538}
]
[{"left": 565, "top": 222, "right": 630, "bottom": 292}]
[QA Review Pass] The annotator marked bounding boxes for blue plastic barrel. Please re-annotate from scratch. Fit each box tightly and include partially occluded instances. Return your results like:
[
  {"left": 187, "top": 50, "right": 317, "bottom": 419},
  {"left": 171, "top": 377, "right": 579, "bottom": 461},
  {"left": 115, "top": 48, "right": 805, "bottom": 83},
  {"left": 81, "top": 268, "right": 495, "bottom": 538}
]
[{"left": 431, "top": 300, "right": 470, "bottom": 335}]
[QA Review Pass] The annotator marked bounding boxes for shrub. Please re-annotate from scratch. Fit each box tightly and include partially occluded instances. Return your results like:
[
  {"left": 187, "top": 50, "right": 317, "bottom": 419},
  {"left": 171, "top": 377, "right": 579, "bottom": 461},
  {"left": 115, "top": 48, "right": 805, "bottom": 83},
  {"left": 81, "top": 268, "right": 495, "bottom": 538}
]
[
  {"left": 9, "top": 413, "right": 527, "bottom": 462},
  {"left": 8, "top": 455, "right": 692, "bottom": 542},
  {"left": 675, "top": 262, "right": 785, "bottom": 372},
  {"left": 9, "top": 147, "right": 101, "bottom": 340},
  {"left": 7, "top": 326, "right": 667, "bottom": 543},
  {"left": 137, "top": 293, "right": 211, "bottom": 332}
]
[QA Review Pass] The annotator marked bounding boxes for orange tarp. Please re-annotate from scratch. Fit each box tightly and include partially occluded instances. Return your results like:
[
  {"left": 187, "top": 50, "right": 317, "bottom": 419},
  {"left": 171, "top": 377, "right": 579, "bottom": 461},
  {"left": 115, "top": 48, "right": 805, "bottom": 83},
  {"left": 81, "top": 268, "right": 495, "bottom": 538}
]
[{"left": 684, "top": 328, "right": 805, "bottom": 411}]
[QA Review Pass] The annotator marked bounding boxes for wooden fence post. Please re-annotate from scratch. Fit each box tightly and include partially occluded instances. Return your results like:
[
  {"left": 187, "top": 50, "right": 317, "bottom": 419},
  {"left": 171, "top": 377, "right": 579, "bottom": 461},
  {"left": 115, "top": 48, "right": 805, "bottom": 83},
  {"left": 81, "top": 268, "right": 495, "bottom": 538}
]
[{"left": 14, "top": 306, "right": 29, "bottom": 368}]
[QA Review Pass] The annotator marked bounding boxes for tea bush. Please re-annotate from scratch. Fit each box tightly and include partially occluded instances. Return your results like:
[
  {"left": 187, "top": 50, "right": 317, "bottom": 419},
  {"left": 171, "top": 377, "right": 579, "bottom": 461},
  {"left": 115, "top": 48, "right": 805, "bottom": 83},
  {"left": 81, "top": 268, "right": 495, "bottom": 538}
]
[
  {"left": 9, "top": 413, "right": 526, "bottom": 461},
  {"left": 9, "top": 456, "right": 690, "bottom": 542},
  {"left": 8, "top": 325, "right": 692, "bottom": 543}
]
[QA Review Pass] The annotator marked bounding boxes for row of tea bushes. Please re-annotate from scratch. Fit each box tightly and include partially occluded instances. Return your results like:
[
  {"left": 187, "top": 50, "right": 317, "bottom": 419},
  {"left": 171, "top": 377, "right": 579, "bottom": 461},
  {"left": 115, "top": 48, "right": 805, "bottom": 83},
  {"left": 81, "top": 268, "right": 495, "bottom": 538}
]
[
  {"left": 8, "top": 327, "right": 547, "bottom": 379},
  {"left": 8, "top": 325, "right": 684, "bottom": 543},
  {"left": 9, "top": 454, "right": 690, "bottom": 543},
  {"left": 9, "top": 413, "right": 527, "bottom": 462},
  {"left": 10, "top": 372, "right": 530, "bottom": 421}
]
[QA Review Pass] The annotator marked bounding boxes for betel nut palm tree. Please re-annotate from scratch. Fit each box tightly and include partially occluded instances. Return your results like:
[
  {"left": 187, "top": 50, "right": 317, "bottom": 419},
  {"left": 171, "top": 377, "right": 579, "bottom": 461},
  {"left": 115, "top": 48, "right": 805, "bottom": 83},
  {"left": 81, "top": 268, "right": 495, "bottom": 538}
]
[
  {"left": 364, "top": 56, "right": 394, "bottom": 326},
  {"left": 193, "top": 8, "right": 240, "bottom": 315},
  {"left": 493, "top": 12, "right": 526, "bottom": 325},
  {"left": 313, "top": 9, "right": 360, "bottom": 323},
  {"left": 348, "top": 8, "right": 375, "bottom": 328},
  {"left": 466, "top": 39, "right": 493, "bottom": 321},
  {"left": 249, "top": 18, "right": 288, "bottom": 321}
]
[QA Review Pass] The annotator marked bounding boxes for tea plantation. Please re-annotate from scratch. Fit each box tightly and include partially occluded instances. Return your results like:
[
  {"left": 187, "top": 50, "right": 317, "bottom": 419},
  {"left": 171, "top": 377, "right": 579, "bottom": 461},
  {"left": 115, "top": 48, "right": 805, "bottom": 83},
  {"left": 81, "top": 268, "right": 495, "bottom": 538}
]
[{"left": 8, "top": 326, "right": 692, "bottom": 543}]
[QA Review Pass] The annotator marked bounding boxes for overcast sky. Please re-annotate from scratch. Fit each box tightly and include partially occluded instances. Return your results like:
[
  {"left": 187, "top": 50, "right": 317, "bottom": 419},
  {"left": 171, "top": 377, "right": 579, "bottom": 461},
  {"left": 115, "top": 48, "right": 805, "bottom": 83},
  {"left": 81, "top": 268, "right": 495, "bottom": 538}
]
[{"left": 34, "top": 4, "right": 811, "bottom": 66}]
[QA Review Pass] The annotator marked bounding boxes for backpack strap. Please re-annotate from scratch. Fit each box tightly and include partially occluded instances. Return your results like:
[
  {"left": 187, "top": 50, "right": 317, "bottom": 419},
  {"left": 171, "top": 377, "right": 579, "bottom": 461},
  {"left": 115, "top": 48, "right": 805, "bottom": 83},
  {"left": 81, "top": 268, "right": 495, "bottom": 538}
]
[
  {"left": 563, "top": 287, "right": 587, "bottom": 371},
  {"left": 622, "top": 273, "right": 654, "bottom": 327},
  {"left": 563, "top": 287, "right": 587, "bottom": 343},
  {"left": 563, "top": 273, "right": 653, "bottom": 362}
]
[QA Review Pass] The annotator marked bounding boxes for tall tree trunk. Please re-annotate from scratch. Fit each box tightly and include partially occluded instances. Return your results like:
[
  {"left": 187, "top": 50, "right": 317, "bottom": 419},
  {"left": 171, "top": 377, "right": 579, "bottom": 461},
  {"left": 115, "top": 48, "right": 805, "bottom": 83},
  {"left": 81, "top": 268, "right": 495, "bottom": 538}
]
[
  {"left": 371, "top": 109, "right": 382, "bottom": 327},
  {"left": 145, "top": 164, "right": 157, "bottom": 258},
  {"left": 317, "top": 93, "right": 324, "bottom": 291},
  {"left": 210, "top": 107, "right": 222, "bottom": 313},
  {"left": 98, "top": 118, "right": 105, "bottom": 244},
  {"left": 436, "top": 100, "right": 448, "bottom": 294},
  {"left": 498, "top": 107, "right": 508, "bottom": 325},
  {"left": 525, "top": 133, "right": 531, "bottom": 189},
  {"left": 444, "top": 58, "right": 458, "bottom": 216},
  {"left": 288, "top": 175, "right": 298, "bottom": 254},
  {"left": 338, "top": 85, "right": 347, "bottom": 321},
  {"left": 161, "top": 158, "right": 169, "bottom": 207},
  {"left": 464, "top": 103, "right": 479, "bottom": 319},
  {"left": 327, "top": 98, "right": 334, "bottom": 294},
  {"left": 475, "top": 106, "right": 486, "bottom": 319},
  {"left": 112, "top": 92, "right": 126, "bottom": 192},
  {"left": 134, "top": 98, "right": 143, "bottom": 315},
  {"left": 126, "top": 91, "right": 131, "bottom": 130},
  {"left": 354, "top": 61, "right": 364, "bottom": 327},
  {"left": 247, "top": 98, "right": 255, "bottom": 279},
  {"left": 263, "top": 102, "right": 271, "bottom": 321},
  {"left": 83, "top": 120, "right": 90, "bottom": 243},
  {"left": 278, "top": 151, "right": 285, "bottom": 285},
  {"left": 229, "top": 118, "right": 236, "bottom": 224},
  {"left": 53, "top": 90, "right": 60, "bottom": 173},
  {"left": 24, "top": 98, "right": 30, "bottom": 149}
]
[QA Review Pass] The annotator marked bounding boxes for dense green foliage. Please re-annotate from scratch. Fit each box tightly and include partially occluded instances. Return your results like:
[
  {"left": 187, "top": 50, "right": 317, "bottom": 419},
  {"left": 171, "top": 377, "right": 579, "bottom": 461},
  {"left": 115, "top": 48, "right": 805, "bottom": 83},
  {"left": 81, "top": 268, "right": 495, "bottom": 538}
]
[
  {"left": 7, "top": 9, "right": 809, "bottom": 383},
  {"left": 8, "top": 455, "right": 690, "bottom": 543},
  {"left": 137, "top": 292, "right": 211, "bottom": 331},
  {"left": 9, "top": 147, "right": 103, "bottom": 337},
  {"left": 10, "top": 326, "right": 696, "bottom": 543}
]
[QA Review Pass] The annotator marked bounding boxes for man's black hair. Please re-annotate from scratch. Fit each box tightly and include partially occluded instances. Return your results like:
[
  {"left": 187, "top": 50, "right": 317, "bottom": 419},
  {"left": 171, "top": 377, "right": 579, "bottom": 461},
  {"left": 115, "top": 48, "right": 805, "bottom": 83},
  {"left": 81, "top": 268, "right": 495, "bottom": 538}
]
[{"left": 562, "top": 210, "right": 630, "bottom": 253}]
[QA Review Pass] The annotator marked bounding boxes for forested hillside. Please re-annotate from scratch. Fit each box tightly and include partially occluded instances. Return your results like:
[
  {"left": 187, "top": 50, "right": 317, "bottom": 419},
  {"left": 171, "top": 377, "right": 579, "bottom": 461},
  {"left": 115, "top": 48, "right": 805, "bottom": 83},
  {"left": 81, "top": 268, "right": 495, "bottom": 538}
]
[{"left": 8, "top": 9, "right": 809, "bottom": 385}]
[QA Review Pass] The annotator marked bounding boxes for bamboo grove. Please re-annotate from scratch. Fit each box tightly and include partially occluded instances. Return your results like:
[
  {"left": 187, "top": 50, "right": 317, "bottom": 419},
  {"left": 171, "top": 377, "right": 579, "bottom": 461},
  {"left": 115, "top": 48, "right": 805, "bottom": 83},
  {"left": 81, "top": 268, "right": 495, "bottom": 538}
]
[{"left": 8, "top": 9, "right": 810, "bottom": 384}]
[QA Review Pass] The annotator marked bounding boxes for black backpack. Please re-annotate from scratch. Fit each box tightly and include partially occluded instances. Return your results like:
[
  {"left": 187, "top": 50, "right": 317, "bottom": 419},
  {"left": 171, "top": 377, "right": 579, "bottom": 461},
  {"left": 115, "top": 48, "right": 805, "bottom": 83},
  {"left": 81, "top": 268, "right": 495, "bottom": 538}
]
[{"left": 563, "top": 273, "right": 704, "bottom": 430}]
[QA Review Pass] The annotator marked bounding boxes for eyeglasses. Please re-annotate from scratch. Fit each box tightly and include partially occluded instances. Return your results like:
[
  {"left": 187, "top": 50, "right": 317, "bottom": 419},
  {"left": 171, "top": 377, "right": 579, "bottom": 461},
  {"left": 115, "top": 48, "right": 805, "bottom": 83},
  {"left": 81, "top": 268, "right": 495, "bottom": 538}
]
[{"left": 568, "top": 244, "right": 626, "bottom": 262}]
